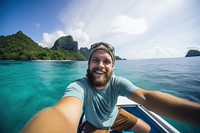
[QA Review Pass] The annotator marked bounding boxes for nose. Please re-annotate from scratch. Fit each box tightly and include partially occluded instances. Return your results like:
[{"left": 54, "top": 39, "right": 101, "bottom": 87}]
[{"left": 98, "top": 61, "right": 104, "bottom": 68}]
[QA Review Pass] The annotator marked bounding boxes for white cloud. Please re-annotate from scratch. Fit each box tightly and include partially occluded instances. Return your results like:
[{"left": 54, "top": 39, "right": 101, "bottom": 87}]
[
  {"left": 38, "top": 25, "right": 90, "bottom": 48},
  {"left": 107, "top": 14, "right": 148, "bottom": 35},
  {"left": 37, "top": 0, "right": 200, "bottom": 59},
  {"left": 77, "top": 21, "right": 85, "bottom": 28},
  {"left": 185, "top": 45, "right": 200, "bottom": 51},
  {"left": 39, "top": 30, "right": 66, "bottom": 48},
  {"left": 66, "top": 21, "right": 90, "bottom": 47},
  {"left": 131, "top": 47, "right": 183, "bottom": 59},
  {"left": 34, "top": 23, "right": 40, "bottom": 29},
  {"left": 67, "top": 28, "right": 90, "bottom": 47},
  {"left": 147, "top": 47, "right": 180, "bottom": 56}
]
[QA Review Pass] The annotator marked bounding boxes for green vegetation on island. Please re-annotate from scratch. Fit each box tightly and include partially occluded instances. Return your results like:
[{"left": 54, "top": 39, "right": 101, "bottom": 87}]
[
  {"left": 0, "top": 31, "right": 86, "bottom": 61},
  {"left": 0, "top": 31, "right": 126, "bottom": 61}
]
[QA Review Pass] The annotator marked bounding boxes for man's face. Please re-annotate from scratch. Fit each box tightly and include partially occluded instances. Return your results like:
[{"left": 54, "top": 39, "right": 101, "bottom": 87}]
[{"left": 88, "top": 50, "right": 114, "bottom": 89}]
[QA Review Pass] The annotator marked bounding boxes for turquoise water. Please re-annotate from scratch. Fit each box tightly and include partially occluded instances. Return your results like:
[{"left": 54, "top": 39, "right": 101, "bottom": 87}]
[{"left": 0, "top": 57, "right": 200, "bottom": 133}]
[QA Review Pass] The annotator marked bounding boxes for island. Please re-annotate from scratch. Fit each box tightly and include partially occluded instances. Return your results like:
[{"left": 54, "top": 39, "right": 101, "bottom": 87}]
[
  {"left": 0, "top": 31, "right": 125, "bottom": 61},
  {"left": 185, "top": 50, "right": 200, "bottom": 57}
]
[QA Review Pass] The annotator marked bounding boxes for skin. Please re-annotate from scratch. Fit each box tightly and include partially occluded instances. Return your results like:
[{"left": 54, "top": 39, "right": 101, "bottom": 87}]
[
  {"left": 131, "top": 89, "right": 200, "bottom": 126},
  {"left": 88, "top": 50, "right": 113, "bottom": 90},
  {"left": 22, "top": 50, "right": 200, "bottom": 133}
]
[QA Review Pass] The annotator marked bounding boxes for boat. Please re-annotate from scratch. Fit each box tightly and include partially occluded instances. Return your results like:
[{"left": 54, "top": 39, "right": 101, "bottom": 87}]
[{"left": 78, "top": 96, "right": 180, "bottom": 133}]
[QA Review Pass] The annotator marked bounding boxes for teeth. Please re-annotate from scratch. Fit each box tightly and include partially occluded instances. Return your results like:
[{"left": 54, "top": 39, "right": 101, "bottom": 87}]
[{"left": 95, "top": 71, "right": 104, "bottom": 74}]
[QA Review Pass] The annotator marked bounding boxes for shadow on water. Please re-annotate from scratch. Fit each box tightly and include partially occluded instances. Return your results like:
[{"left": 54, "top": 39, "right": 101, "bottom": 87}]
[{"left": 0, "top": 61, "right": 23, "bottom": 66}]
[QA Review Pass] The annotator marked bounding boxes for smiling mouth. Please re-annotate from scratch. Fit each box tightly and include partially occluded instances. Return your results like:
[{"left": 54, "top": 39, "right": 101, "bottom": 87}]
[
  {"left": 94, "top": 70, "right": 105, "bottom": 74},
  {"left": 93, "top": 69, "right": 107, "bottom": 76}
]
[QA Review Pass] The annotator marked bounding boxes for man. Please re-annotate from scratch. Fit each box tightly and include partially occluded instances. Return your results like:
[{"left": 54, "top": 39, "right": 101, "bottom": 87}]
[{"left": 22, "top": 42, "right": 200, "bottom": 133}]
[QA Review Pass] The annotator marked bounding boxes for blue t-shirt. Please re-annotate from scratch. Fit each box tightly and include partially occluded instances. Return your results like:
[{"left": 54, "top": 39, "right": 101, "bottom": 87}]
[{"left": 63, "top": 75, "right": 139, "bottom": 129}]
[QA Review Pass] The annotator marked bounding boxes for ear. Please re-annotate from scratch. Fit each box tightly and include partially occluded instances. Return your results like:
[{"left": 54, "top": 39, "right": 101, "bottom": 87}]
[{"left": 86, "top": 69, "right": 89, "bottom": 77}]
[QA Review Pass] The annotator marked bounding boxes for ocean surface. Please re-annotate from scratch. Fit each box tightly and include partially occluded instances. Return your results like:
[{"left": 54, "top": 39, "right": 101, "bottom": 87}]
[{"left": 0, "top": 57, "right": 200, "bottom": 133}]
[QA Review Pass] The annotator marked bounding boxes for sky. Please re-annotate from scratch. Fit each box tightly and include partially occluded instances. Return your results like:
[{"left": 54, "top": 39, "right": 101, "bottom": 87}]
[{"left": 1, "top": 0, "right": 200, "bottom": 59}]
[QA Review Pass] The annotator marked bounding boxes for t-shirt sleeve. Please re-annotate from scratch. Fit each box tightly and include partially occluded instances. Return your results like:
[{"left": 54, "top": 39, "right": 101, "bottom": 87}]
[
  {"left": 62, "top": 81, "right": 85, "bottom": 102},
  {"left": 117, "top": 76, "right": 139, "bottom": 98}
]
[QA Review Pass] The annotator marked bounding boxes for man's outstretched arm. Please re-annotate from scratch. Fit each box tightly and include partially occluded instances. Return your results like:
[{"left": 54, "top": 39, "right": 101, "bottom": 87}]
[
  {"left": 22, "top": 97, "right": 82, "bottom": 133},
  {"left": 130, "top": 89, "right": 200, "bottom": 126}
]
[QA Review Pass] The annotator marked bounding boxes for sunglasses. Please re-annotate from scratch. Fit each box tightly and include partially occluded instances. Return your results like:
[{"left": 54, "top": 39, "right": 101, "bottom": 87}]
[{"left": 90, "top": 42, "right": 115, "bottom": 52}]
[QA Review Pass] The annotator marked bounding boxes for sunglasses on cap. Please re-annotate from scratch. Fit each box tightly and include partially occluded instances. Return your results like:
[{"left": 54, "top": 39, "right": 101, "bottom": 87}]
[{"left": 90, "top": 42, "right": 115, "bottom": 53}]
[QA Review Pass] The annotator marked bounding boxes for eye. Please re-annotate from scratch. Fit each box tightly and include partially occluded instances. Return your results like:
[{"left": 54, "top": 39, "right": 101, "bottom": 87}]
[
  {"left": 91, "top": 58, "right": 99, "bottom": 63},
  {"left": 104, "top": 60, "right": 111, "bottom": 65}
]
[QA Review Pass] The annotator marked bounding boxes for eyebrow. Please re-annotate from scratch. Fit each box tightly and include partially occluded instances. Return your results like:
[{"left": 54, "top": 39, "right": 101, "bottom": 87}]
[{"left": 92, "top": 56, "right": 111, "bottom": 60}]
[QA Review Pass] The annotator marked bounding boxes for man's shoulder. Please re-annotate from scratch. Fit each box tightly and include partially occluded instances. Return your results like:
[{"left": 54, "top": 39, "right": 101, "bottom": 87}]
[
  {"left": 111, "top": 75, "right": 128, "bottom": 82},
  {"left": 71, "top": 77, "right": 91, "bottom": 89},
  {"left": 110, "top": 75, "right": 130, "bottom": 87},
  {"left": 76, "top": 77, "right": 88, "bottom": 83}
]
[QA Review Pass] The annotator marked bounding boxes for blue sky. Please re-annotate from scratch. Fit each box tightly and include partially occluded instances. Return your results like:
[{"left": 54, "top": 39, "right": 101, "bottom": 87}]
[{"left": 1, "top": 0, "right": 200, "bottom": 59}]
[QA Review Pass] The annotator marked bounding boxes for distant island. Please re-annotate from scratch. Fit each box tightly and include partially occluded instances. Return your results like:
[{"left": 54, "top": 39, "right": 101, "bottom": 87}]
[
  {"left": 185, "top": 50, "right": 200, "bottom": 57},
  {"left": 0, "top": 31, "right": 125, "bottom": 61}
]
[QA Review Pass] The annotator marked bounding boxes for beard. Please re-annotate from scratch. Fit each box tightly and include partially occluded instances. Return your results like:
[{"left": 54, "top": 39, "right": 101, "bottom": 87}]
[{"left": 87, "top": 67, "right": 113, "bottom": 88}]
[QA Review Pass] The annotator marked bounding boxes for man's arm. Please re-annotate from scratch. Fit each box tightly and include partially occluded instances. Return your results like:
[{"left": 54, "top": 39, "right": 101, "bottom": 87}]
[
  {"left": 22, "top": 97, "right": 82, "bottom": 133},
  {"left": 130, "top": 89, "right": 200, "bottom": 126}
]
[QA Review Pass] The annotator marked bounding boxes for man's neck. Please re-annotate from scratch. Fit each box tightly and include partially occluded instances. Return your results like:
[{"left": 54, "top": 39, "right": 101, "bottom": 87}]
[{"left": 94, "top": 85, "right": 106, "bottom": 91}]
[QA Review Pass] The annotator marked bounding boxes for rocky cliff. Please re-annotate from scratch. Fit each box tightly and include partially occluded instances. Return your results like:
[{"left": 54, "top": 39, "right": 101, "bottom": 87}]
[
  {"left": 52, "top": 35, "right": 78, "bottom": 52},
  {"left": 79, "top": 47, "right": 90, "bottom": 59},
  {"left": 185, "top": 50, "right": 200, "bottom": 57}
]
